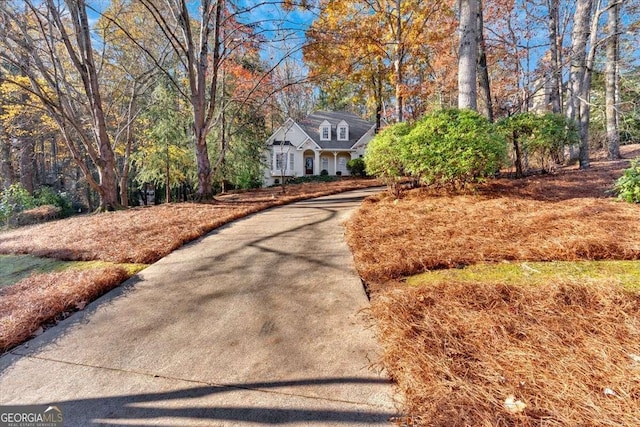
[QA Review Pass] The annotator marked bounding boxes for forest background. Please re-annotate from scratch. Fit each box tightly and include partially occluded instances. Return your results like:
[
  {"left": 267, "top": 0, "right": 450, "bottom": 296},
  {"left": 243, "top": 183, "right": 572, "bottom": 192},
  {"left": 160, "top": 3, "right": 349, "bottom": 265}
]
[{"left": 0, "top": 0, "right": 638, "bottom": 213}]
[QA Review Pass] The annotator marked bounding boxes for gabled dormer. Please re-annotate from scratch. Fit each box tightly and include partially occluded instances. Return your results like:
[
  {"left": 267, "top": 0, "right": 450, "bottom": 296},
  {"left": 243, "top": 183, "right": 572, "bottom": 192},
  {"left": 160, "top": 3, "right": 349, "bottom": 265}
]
[
  {"left": 337, "top": 120, "right": 349, "bottom": 141},
  {"left": 319, "top": 120, "right": 331, "bottom": 141}
]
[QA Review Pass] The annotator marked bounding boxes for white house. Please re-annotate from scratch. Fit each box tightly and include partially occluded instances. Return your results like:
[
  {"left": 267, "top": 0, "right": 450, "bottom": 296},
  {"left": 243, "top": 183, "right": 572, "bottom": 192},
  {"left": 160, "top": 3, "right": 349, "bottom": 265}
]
[{"left": 263, "top": 111, "right": 376, "bottom": 186}]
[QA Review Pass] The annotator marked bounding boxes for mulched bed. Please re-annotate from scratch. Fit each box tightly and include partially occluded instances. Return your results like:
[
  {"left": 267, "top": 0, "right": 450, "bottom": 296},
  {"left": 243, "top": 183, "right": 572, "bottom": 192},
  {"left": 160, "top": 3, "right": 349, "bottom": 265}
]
[
  {"left": 346, "top": 145, "right": 640, "bottom": 426},
  {"left": 374, "top": 281, "right": 640, "bottom": 427},
  {"left": 0, "top": 267, "right": 129, "bottom": 352}
]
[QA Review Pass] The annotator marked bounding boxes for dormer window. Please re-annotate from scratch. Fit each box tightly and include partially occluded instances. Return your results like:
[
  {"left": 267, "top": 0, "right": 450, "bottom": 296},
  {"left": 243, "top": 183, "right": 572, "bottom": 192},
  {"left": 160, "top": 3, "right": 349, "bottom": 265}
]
[
  {"left": 337, "top": 120, "right": 349, "bottom": 141},
  {"left": 319, "top": 120, "right": 331, "bottom": 141}
]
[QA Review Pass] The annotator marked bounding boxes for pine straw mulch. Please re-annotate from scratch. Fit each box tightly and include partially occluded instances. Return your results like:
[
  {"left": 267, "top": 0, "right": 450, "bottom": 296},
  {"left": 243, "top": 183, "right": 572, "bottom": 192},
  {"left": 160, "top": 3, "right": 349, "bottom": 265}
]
[
  {"left": 347, "top": 146, "right": 640, "bottom": 284},
  {"left": 345, "top": 145, "right": 640, "bottom": 426},
  {"left": 373, "top": 281, "right": 640, "bottom": 427},
  {"left": 0, "top": 178, "right": 378, "bottom": 264},
  {"left": 0, "top": 267, "right": 129, "bottom": 352}
]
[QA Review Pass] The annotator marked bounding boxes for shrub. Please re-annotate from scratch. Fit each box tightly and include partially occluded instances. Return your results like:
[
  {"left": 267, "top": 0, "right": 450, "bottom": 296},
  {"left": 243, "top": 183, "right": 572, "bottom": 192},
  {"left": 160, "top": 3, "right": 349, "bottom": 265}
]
[
  {"left": 285, "top": 175, "right": 338, "bottom": 185},
  {"left": 498, "top": 113, "right": 579, "bottom": 176},
  {"left": 34, "top": 186, "right": 73, "bottom": 217},
  {"left": 0, "top": 184, "right": 36, "bottom": 226},
  {"left": 347, "top": 158, "right": 367, "bottom": 177},
  {"left": 614, "top": 158, "right": 640, "bottom": 203},
  {"left": 320, "top": 169, "right": 329, "bottom": 176},
  {"left": 365, "top": 122, "right": 413, "bottom": 195},
  {"left": 402, "top": 109, "right": 506, "bottom": 187}
]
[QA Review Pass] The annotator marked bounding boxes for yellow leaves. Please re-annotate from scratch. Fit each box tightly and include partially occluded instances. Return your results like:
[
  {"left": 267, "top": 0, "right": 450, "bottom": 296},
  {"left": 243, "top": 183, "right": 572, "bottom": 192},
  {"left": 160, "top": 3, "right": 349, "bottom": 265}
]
[{"left": 0, "top": 76, "right": 57, "bottom": 136}]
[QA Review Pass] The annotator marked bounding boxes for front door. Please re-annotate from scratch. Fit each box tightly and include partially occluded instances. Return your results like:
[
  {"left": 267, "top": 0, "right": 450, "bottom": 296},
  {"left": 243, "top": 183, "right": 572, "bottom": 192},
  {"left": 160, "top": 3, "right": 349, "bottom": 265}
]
[{"left": 305, "top": 157, "right": 314, "bottom": 175}]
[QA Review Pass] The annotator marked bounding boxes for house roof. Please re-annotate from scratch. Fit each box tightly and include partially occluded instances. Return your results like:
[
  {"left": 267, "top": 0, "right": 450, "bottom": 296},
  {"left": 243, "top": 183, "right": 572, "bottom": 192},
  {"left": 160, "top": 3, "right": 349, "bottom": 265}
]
[{"left": 297, "top": 111, "right": 375, "bottom": 150}]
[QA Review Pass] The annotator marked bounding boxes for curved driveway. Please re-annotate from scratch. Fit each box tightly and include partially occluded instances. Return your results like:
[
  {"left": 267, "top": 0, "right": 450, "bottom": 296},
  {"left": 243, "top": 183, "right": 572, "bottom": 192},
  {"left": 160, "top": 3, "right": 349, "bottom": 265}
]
[{"left": 0, "top": 188, "right": 395, "bottom": 426}]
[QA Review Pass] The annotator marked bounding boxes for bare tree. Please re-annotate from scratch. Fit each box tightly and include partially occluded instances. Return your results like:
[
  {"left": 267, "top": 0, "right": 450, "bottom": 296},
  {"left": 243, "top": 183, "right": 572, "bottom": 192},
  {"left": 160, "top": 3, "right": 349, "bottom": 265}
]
[
  {"left": 137, "top": 0, "right": 225, "bottom": 200},
  {"left": 0, "top": 0, "right": 120, "bottom": 210},
  {"left": 547, "top": 0, "right": 563, "bottom": 114},
  {"left": 0, "top": 118, "right": 15, "bottom": 189}
]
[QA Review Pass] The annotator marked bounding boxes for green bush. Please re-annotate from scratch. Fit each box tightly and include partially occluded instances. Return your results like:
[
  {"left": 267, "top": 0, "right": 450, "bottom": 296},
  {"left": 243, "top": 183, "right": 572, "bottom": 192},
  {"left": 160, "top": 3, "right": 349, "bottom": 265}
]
[
  {"left": 614, "top": 158, "right": 640, "bottom": 203},
  {"left": 498, "top": 112, "right": 578, "bottom": 175},
  {"left": 284, "top": 175, "right": 339, "bottom": 185},
  {"left": 346, "top": 158, "right": 367, "bottom": 176},
  {"left": 0, "top": 184, "right": 36, "bottom": 226},
  {"left": 34, "top": 186, "right": 73, "bottom": 216},
  {"left": 0, "top": 185, "right": 75, "bottom": 226},
  {"left": 364, "top": 122, "right": 412, "bottom": 193},
  {"left": 402, "top": 109, "right": 506, "bottom": 187}
]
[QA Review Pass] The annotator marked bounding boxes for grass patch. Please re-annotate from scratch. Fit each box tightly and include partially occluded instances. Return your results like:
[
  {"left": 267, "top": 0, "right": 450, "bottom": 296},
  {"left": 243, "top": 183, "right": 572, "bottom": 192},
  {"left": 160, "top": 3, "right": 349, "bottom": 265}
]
[
  {"left": 0, "top": 255, "right": 71, "bottom": 288},
  {"left": 0, "top": 254, "right": 146, "bottom": 289},
  {"left": 408, "top": 260, "right": 640, "bottom": 290}
]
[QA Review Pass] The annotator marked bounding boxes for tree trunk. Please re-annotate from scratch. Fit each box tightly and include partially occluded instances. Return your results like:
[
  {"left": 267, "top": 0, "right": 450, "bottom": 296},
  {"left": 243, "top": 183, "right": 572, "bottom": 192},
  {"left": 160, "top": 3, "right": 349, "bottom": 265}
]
[
  {"left": 19, "top": 137, "right": 35, "bottom": 194},
  {"left": 566, "top": 0, "right": 594, "bottom": 168},
  {"left": 458, "top": 0, "right": 478, "bottom": 110},
  {"left": 476, "top": 0, "right": 493, "bottom": 121},
  {"left": 195, "top": 132, "right": 213, "bottom": 199},
  {"left": 119, "top": 84, "right": 139, "bottom": 207},
  {"left": 547, "top": 0, "right": 564, "bottom": 163},
  {"left": 605, "top": 1, "right": 620, "bottom": 160},
  {"left": 371, "top": 63, "right": 384, "bottom": 130},
  {"left": 394, "top": 0, "right": 404, "bottom": 122},
  {"left": 394, "top": 56, "right": 404, "bottom": 122},
  {"left": 0, "top": 128, "right": 15, "bottom": 189},
  {"left": 547, "top": 0, "right": 562, "bottom": 114},
  {"left": 166, "top": 142, "right": 171, "bottom": 203},
  {"left": 119, "top": 176, "right": 129, "bottom": 207},
  {"left": 513, "top": 132, "right": 524, "bottom": 178}
]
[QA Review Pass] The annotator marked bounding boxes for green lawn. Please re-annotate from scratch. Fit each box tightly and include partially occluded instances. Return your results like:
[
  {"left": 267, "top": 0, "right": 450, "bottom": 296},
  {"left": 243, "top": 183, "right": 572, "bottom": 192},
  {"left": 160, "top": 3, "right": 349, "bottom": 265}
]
[
  {"left": 0, "top": 254, "right": 147, "bottom": 289},
  {"left": 407, "top": 260, "right": 640, "bottom": 290}
]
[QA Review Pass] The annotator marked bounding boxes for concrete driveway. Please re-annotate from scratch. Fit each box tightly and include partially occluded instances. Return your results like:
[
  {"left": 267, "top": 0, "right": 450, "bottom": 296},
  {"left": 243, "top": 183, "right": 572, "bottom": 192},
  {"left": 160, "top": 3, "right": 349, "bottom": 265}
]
[{"left": 0, "top": 188, "right": 396, "bottom": 426}]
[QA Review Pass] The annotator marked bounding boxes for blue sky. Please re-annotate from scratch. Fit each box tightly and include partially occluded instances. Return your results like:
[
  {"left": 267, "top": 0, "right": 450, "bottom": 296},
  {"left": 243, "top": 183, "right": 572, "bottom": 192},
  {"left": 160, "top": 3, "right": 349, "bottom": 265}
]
[
  {"left": 85, "top": 0, "right": 638, "bottom": 83},
  {"left": 86, "top": 0, "right": 314, "bottom": 65}
]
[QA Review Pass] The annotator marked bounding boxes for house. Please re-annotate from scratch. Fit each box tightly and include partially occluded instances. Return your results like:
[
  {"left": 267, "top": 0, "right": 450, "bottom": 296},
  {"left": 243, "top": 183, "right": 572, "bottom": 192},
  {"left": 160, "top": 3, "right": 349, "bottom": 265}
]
[{"left": 263, "top": 111, "right": 376, "bottom": 186}]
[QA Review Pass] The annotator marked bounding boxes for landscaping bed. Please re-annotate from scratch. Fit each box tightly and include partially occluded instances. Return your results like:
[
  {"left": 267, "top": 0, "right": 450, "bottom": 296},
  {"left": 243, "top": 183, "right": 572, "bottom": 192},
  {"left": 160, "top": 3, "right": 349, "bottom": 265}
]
[{"left": 346, "top": 145, "right": 640, "bottom": 426}]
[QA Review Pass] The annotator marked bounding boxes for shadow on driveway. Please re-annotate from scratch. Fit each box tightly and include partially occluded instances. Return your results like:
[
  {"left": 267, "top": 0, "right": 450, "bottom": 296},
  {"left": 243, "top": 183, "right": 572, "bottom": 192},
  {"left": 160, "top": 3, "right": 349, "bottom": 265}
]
[{"left": 56, "top": 377, "right": 395, "bottom": 425}]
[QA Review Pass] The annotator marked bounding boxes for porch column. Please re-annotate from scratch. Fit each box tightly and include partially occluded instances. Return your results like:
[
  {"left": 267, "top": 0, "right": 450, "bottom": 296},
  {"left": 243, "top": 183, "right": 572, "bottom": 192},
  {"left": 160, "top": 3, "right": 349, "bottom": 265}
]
[
  {"left": 333, "top": 152, "right": 338, "bottom": 175},
  {"left": 314, "top": 150, "right": 320, "bottom": 175}
]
